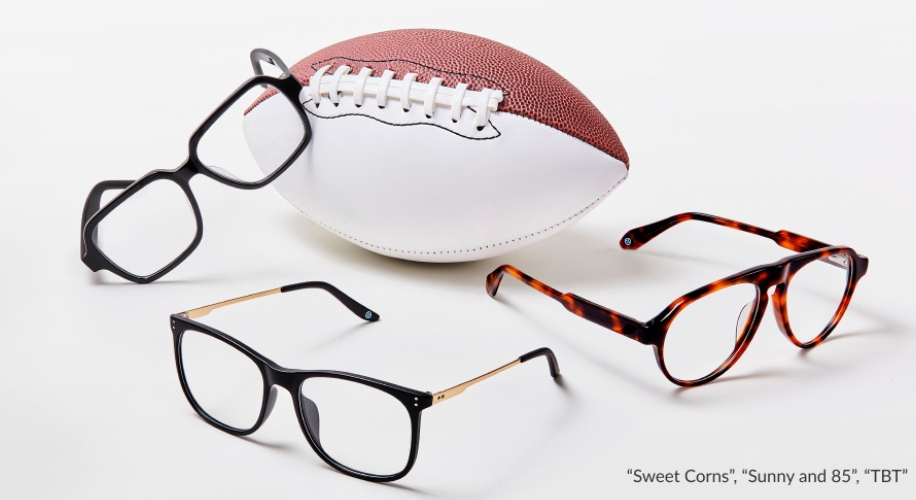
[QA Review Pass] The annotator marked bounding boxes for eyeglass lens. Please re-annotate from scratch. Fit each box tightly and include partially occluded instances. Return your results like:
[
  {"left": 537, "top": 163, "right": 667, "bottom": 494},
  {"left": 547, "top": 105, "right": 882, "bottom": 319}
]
[
  {"left": 179, "top": 330, "right": 413, "bottom": 476},
  {"left": 198, "top": 83, "right": 304, "bottom": 184},
  {"left": 299, "top": 377, "right": 413, "bottom": 476},
  {"left": 785, "top": 254, "right": 851, "bottom": 344},
  {"left": 180, "top": 330, "right": 265, "bottom": 431},
  {"left": 95, "top": 179, "right": 197, "bottom": 277},
  {"left": 662, "top": 283, "right": 757, "bottom": 382}
]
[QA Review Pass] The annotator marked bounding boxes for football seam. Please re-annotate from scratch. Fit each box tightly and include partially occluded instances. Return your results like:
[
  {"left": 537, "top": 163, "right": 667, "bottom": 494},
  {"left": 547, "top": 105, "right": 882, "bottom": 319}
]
[
  {"left": 302, "top": 55, "right": 626, "bottom": 167},
  {"left": 302, "top": 103, "right": 503, "bottom": 141},
  {"left": 295, "top": 174, "right": 627, "bottom": 256},
  {"left": 306, "top": 56, "right": 511, "bottom": 98},
  {"left": 252, "top": 57, "right": 625, "bottom": 162}
]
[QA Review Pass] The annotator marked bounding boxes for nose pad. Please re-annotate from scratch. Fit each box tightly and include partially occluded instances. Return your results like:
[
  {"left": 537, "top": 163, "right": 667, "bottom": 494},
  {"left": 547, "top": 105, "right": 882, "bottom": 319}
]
[
  {"left": 736, "top": 301, "right": 753, "bottom": 344},
  {"left": 770, "top": 283, "right": 791, "bottom": 336},
  {"left": 263, "top": 386, "right": 279, "bottom": 420},
  {"left": 299, "top": 393, "right": 321, "bottom": 445},
  {"left": 208, "top": 166, "right": 241, "bottom": 182}
]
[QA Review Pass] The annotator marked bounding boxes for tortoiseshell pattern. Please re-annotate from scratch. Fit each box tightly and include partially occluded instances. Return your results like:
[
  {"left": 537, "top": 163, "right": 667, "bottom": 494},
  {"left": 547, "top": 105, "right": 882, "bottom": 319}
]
[
  {"left": 619, "top": 212, "right": 832, "bottom": 253},
  {"left": 488, "top": 212, "right": 869, "bottom": 387},
  {"left": 486, "top": 267, "right": 645, "bottom": 340}
]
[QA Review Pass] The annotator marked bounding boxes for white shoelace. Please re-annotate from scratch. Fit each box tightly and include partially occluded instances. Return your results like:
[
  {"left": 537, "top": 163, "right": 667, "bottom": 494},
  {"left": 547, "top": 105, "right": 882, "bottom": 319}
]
[{"left": 302, "top": 65, "right": 504, "bottom": 129}]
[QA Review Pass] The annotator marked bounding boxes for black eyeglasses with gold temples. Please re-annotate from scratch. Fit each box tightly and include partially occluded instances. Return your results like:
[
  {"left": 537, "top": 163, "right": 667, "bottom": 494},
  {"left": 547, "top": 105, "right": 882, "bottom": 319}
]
[{"left": 171, "top": 281, "right": 561, "bottom": 482}]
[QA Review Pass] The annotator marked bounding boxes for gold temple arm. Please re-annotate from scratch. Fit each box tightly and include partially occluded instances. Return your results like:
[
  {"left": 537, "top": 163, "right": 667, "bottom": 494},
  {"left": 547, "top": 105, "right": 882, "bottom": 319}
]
[
  {"left": 178, "top": 288, "right": 281, "bottom": 320},
  {"left": 431, "top": 348, "right": 560, "bottom": 405},
  {"left": 174, "top": 282, "right": 380, "bottom": 322},
  {"left": 432, "top": 359, "right": 520, "bottom": 405}
]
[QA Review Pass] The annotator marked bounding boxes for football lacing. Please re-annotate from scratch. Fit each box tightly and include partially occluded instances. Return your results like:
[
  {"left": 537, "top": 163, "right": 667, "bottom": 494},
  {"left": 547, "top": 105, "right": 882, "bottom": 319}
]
[{"left": 303, "top": 65, "right": 503, "bottom": 129}]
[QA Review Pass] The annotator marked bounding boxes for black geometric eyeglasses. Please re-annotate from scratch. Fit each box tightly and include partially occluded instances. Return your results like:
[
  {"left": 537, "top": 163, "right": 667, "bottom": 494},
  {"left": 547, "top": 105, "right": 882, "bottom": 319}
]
[
  {"left": 170, "top": 282, "right": 561, "bottom": 482},
  {"left": 81, "top": 49, "right": 311, "bottom": 284}
]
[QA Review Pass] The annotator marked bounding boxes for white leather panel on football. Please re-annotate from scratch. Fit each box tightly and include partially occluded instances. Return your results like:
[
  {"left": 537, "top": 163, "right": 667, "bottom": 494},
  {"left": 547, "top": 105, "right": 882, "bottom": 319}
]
[{"left": 244, "top": 93, "right": 627, "bottom": 262}]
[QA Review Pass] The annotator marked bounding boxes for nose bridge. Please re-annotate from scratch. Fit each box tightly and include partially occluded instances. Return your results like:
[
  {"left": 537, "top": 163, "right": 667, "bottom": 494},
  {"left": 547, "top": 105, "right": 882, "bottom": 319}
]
[
  {"left": 759, "top": 264, "right": 788, "bottom": 289},
  {"left": 767, "top": 273, "right": 790, "bottom": 303},
  {"left": 264, "top": 367, "right": 303, "bottom": 394},
  {"left": 259, "top": 370, "right": 301, "bottom": 424}
]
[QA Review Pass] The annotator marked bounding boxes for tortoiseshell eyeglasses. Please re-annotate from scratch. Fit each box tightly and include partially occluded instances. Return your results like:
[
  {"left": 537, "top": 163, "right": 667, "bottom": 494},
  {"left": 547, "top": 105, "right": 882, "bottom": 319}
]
[{"left": 486, "top": 213, "right": 869, "bottom": 387}]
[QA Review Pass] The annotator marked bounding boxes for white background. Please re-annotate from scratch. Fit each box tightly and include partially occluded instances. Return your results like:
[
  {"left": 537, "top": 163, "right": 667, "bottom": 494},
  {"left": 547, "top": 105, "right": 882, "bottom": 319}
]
[{"left": 1, "top": 1, "right": 914, "bottom": 499}]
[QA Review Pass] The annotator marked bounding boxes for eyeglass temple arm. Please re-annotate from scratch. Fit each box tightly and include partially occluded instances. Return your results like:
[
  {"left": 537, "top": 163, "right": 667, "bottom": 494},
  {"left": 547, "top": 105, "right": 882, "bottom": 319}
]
[
  {"left": 250, "top": 48, "right": 291, "bottom": 78},
  {"left": 619, "top": 212, "right": 832, "bottom": 253},
  {"left": 486, "top": 265, "right": 650, "bottom": 343},
  {"left": 80, "top": 180, "right": 135, "bottom": 257},
  {"left": 177, "top": 281, "right": 379, "bottom": 321},
  {"left": 618, "top": 212, "right": 866, "bottom": 272},
  {"left": 431, "top": 347, "right": 560, "bottom": 405}
]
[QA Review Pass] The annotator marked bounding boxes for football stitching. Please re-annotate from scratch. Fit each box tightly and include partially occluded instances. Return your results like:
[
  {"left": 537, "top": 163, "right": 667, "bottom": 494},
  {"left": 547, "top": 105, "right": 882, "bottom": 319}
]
[
  {"left": 307, "top": 56, "right": 511, "bottom": 100},
  {"left": 286, "top": 29, "right": 630, "bottom": 166},
  {"left": 302, "top": 103, "right": 503, "bottom": 141},
  {"left": 298, "top": 174, "right": 627, "bottom": 256},
  {"left": 251, "top": 54, "right": 627, "bottom": 164}
]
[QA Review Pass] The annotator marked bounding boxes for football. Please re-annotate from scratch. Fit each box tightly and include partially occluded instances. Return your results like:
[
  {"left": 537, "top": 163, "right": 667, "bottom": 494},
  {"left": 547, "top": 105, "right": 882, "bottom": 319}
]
[{"left": 244, "top": 29, "right": 629, "bottom": 262}]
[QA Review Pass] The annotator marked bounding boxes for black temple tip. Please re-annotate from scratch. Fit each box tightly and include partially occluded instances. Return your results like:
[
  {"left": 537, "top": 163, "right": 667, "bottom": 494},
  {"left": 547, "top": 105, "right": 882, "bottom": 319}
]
[
  {"left": 519, "top": 347, "right": 561, "bottom": 378},
  {"left": 361, "top": 309, "right": 380, "bottom": 322},
  {"left": 280, "top": 281, "right": 380, "bottom": 322}
]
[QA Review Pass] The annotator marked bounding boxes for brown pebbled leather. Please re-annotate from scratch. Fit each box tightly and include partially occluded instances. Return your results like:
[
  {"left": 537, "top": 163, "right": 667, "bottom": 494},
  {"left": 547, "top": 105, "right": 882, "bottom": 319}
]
[{"left": 287, "top": 29, "right": 629, "bottom": 167}]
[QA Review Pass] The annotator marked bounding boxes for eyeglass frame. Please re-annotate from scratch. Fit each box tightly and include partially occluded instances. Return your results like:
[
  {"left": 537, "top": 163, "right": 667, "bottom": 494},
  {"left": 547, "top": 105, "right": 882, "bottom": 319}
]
[
  {"left": 486, "top": 212, "right": 869, "bottom": 387},
  {"left": 170, "top": 281, "right": 561, "bottom": 482},
  {"left": 80, "top": 49, "right": 311, "bottom": 284}
]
